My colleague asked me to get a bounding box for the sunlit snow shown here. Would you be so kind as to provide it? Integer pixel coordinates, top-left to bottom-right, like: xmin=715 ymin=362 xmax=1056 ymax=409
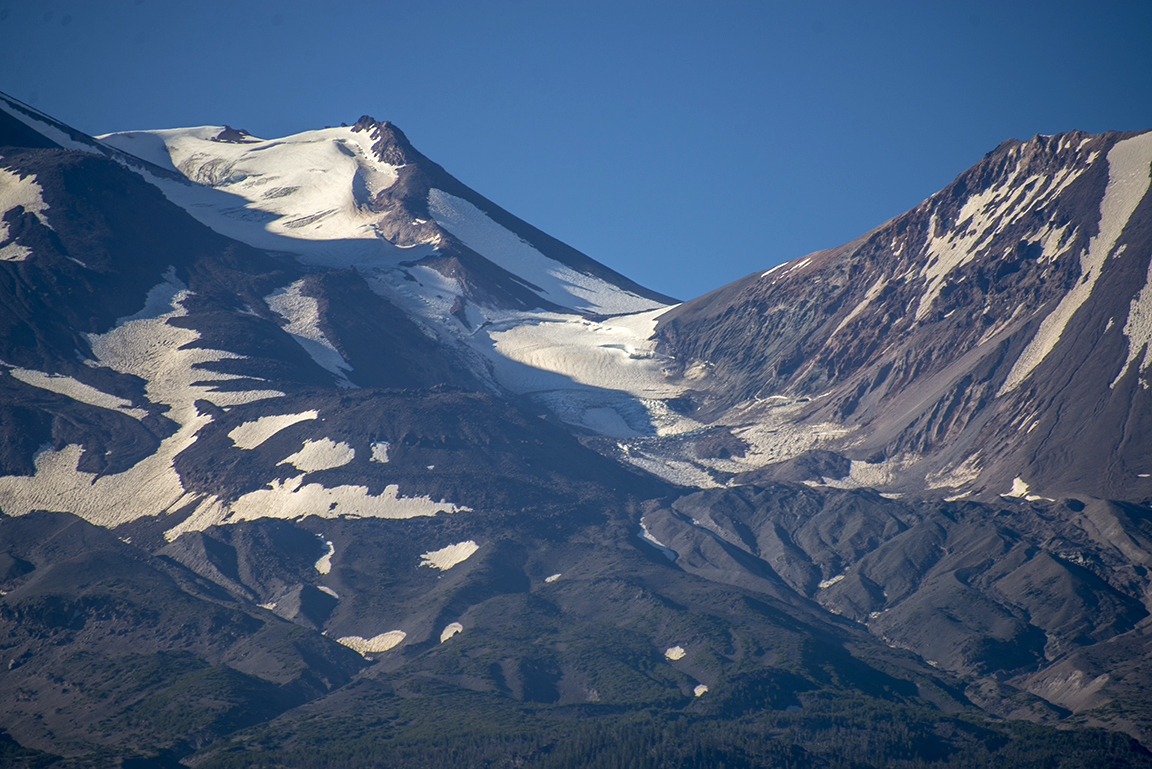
xmin=419 ymin=540 xmax=479 ymax=570
xmin=1001 ymin=132 xmax=1152 ymax=394
xmin=265 ymin=280 xmax=354 ymax=385
xmin=229 ymin=411 xmax=319 ymax=449
xmin=0 ymin=271 xmax=283 ymax=528
xmin=0 ymin=167 xmax=52 ymax=261
xmin=280 ymin=438 xmax=355 ymax=472
xmin=427 ymin=188 xmax=660 ymax=316
xmin=315 ymin=539 xmax=334 ymax=574
xmin=370 ymin=441 xmax=391 ymax=463
xmin=440 ymin=622 xmax=464 ymax=642
xmin=6 ymin=366 xmax=148 ymax=420
xmin=337 ymin=631 xmax=406 ymax=655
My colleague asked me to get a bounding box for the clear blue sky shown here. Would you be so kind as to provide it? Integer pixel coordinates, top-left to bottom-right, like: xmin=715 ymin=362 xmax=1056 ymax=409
xmin=3 ymin=0 xmax=1151 ymax=301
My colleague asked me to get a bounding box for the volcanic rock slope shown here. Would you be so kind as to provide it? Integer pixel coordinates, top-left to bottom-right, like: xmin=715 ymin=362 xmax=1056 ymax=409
xmin=653 ymin=129 xmax=1152 ymax=503
xmin=2 ymin=90 xmax=1152 ymax=766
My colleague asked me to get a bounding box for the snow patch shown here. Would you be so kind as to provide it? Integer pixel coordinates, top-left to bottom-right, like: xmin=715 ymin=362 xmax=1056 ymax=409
xmin=0 ymin=273 xmax=282 ymax=529
xmin=280 ymin=438 xmax=355 ymax=472
xmin=419 ymin=540 xmax=479 ymax=570
xmin=370 ymin=441 xmax=391 ymax=463
xmin=1002 ymin=132 xmax=1152 ymax=394
xmin=315 ymin=539 xmax=334 ymax=574
xmin=229 ymin=411 xmax=318 ymax=449
xmin=1002 ymin=477 xmax=1030 ymax=498
xmin=1112 ymin=238 xmax=1152 ymax=387
xmin=694 ymin=685 xmax=709 ymax=697
xmin=0 ymin=167 xmax=52 ymax=261
xmin=100 ymin=124 xmax=407 ymax=268
xmin=6 ymin=367 xmax=148 ymax=420
xmin=440 ymin=622 xmax=464 ymax=642
xmin=338 ymin=631 xmax=406 ymax=655
xmin=545 ymin=573 xmax=562 ymax=583
xmin=638 ymin=519 xmax=678 ymax=561
xmin=818 ymin=574 xmax=845 ymax=589
xmin=665 ymin=646 xmax=686 ymax=661
xmin=483 ymin=307 xmax=697 ymax=438
xmin=224 ymin=478 xmax=469 ymax=527
xmin=317 ymin=585 xmax=339 ymax=599
xmin=265 ymin=280 xmax=354 ymax=385
xmin=917 ymin=164 xmax=1085 ymax=321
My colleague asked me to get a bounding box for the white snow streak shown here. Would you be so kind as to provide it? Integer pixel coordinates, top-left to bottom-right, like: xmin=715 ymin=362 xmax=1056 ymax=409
xmin=1001 ymin=132 xmax=1152 ymax=394
xmin=427 ymin=188 xmax=660 ymax=315
xmin=265 ymin=280 xmax=354 ymax=385
xmin=315 ymin=539 xmax=334 ymax=574
xmin=280 ymin=438 xmax=355 ymax=472
xmin=229 ymin=411 xmax=319 ymax=449
xmin=0 ymin=167 xmax=51 ymax=261
xmin=665 ymin=646 xmax=686 ymax=661
xmin=419 ymin=540 xmax=479 ymax=570
xmin=440 ymin=622 xmax=464 ymax=642
xmin=6 ymin=367 xmax=148 ymax=420
xmin=1113 ymin=237 xmax=1152 ymax=388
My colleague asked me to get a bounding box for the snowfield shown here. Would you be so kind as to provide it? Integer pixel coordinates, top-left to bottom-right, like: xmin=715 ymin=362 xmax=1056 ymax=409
xmin=280 ymin=438 xmax=356 ymax=472
xmin=229 ymin=411 xmax=319 ymax=449
xmin=1002 ymin=131 xmax=1152 ymax=394
xmin=0 ymin=271 xmax=283 ymax=529
xmin=0 ymin=166 xmax=52 ymax=261
xmin=427 ymin=188 xmax=661 ymax=316
xmin=337 ymin=631 xmax=406 ymax=655
xmin=419 ymin=540 xmax=480 ymax=570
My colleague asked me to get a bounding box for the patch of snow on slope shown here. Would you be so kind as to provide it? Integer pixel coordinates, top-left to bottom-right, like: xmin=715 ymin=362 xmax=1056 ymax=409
xmin=220 ymin=478 xmax=469 ymax=527
xmin=1001 ymin=132 xmax=1152 ymax=394
xmin=318 ymin=585 xmax=339 ymax=598
xmin=0 ymin=167 xmax=52 ymax=261
xmin=545 ymin=573 xmax=562 ymax=583
xmin=280 ymin=438 xmax=355 ymax=472
xmin=639 ymin=519 xmax=679 ymax=560
xmin=665 ymin=646 xmax=686 ymax=660
xmin=694 ymin=685 xmax=709 ymax=696
xmin=337 ymin=631 xmax=405 ymax=655
xmin=1002 ymin=477 xmax=1030 ymax=498
xmin=0 ymin=98 xmax=97 ymax=154
xmin=915 ymin=163 xmax=1084 ymax=321
xmin=420 ymin=540 xmax=479 ymax=570
xmin=229 ymin=411 xmax=319 ymax=449
xmin=831 ymin=276 xmax=888 ymax=338
xmin=265 ymin=280 xmax=354 ymax=385
xmin=370 ymin=441 xmax=391 ymax=463
xmin=6 ymin=367 xmax=148 ymax=420
xmin=1113 ymin=241 xmax=1152 ymax=388
xmin=0 ymin=272 xmax=283 ymax=528
xmin=427 ymin=188 xmax=661 ymax=315
xmin=440 ymin=622 xmax=463 ymax=642
xmin=315 ymin=539 xmax=334 ymax=574
xmin=482 ymin=307 xmax=697 ymax=437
